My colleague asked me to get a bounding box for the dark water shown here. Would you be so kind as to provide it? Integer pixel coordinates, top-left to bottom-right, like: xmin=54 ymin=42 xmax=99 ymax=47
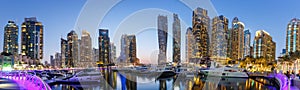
xmin=50 ymin=69 xmax=278 ymax=90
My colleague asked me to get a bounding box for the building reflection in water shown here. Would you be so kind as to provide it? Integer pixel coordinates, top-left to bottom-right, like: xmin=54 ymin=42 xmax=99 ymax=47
xmin=159 ymin=80 xmax=167 ymax=90
xmin=191 ymin=75 xmax=277 ymax=90
xmin=51 ymin=70 xmax=278 ymax=90
xmin=126 ymin=74 xmax=137 ymax=90
xmin=100 ymin=68 xmax=117 ymax=90
xmin=118 ymin=71 xmax=137 ymax=90
xmin=172 ymin=74 xmax=195 ymax=90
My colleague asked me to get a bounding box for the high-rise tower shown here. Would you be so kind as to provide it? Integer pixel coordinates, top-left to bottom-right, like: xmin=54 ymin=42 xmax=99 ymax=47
xmin=157 ymin=15 xmax=168 ymax=65
xmin=98 ymin=29 xmax=110 ymax=65
xmin=192 ymin=7 xmax=210 ymax=58
xmin=172 ymin=14 xmax=181 ymax=63
xmin=211 ymin=15 xmax=228 ymax=64
xmin=3 ymin=21 xmax=19 ymax=55
xmin=21 ymin=17 xmax=43 ymax=64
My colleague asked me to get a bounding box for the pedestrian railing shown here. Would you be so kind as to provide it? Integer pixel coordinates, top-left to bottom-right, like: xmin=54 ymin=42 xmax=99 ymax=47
xmin=0 ymin=71 xmax=51 ymax=90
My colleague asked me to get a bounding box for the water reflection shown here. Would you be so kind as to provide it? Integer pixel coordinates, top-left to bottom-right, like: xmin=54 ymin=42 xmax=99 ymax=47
xmin=100 ymin=68 xmax=117 ymax=90
xmin=50 ymin=69 xmax=278 ymax=90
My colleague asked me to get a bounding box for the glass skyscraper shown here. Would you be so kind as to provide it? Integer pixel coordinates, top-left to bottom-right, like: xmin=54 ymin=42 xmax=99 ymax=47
xmin=21 ymin=17 xmax=43 ymax=64
xmin=119 ymin=34 xmax=128 ymax=63
xmin=172 ymin=13 xmax=181 ymax=63
xmin=3 ymin=21 xmax=19 ymax=55
xmin=110 ymin=43 xmax=116 ymax=64
xmin=186 ymin=27 xmax=194 ymax=63
xmin=67 ymin=30 xmax=79 ymax=67
xmin=157 ymin=15 xmax=168 ymax=65
xmin=119 ymin=34 xmax=138 ymax=65
xmin=98 ymin=29 xmax=110 ymax=65
xmin=244 ymin=29 xmax=251 ymax=57
xmin=127 ymin=35 xmax=138 ymax=64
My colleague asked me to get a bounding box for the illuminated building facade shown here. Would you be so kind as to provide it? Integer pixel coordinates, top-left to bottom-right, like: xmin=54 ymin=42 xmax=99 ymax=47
xmin=98 ymin=29 xmax=110 ymax=65
xmin=228 ymin=17 xmax=244 ymax=60
xmin=21 ymin=17 xmax=43 ymax=64
xmin=192 ymin=7 xmax=210 ymax=58
xmin=67 ymin=30 xmax=79 ymax=67
xmin=3 ymin=21 xmax=19 ymax=56
xmin=80 ymin=30 xmax=92 ymax=68
xmin=61 ymin=38 xmax=68 ymax=68
xmin=211 ymin=15 xmax=228 ymax=64
xmin=253 ymin=30 xmax=276 ymax=61
xmin=286 ymin=18 xmax=300 ymax=54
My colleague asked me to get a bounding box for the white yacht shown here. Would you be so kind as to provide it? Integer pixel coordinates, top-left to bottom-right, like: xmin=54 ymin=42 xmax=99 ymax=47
xmin=175 ymin=67 xmax=196 ymax=78
xmin=200 ymin=66 xmax=248 ymax=78
xmin=199 ymin=61 xmax=248 ymax=78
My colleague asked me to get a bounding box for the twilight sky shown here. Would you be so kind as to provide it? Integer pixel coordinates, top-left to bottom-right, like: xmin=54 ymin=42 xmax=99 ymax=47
xmin=0 ymin=0 xmax=299 ymax=64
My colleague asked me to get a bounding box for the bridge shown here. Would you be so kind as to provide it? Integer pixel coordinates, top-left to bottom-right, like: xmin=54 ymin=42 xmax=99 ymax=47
xmin=249 ymin=72 xmax=299 ymax=90
xmin=0 ymin=71 xmax=51 ymax=90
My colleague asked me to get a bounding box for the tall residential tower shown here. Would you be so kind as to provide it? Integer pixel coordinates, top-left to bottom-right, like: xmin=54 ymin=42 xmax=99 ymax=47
xmin=80 ymin=30 xmax=92 ymax=68
xmin=3 ymin=21 xmax=19 ymax=55
xmin=286 ymin=18 xmax=300 ymax=54
xmin=21 ymin=17 xmax=43 ymax=64
xmin=192 ymin=7 xmax=210 ymax=58
xmin=228 ymin=17 xmax=244 ymax=60
xmin=98 ymin=29 xmax=110 ymax=65
xmin=253 ymin=30 xmax=276 ymax=61
xmin=211 ymin=15 xmax=228 ymax=64
xmin=67 ymin=31 xmax=79 ymax=67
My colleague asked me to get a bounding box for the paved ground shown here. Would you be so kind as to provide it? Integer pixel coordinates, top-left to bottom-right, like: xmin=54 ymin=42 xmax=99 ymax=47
xmin=0 ymin=78 xmax=22 ymax=90
xmin=294 ymin=78 xmax=300 ymax=89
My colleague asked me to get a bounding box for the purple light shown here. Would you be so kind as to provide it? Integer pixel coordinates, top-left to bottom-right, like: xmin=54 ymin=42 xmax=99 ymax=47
xmin=269 ymin=72 xmax=289 ymax=89
xmin=0 ymin=71 xmax=51 ymax=90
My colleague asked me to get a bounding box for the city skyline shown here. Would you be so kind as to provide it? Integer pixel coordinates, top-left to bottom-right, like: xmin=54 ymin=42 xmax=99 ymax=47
xmin=1 ymin=0 xmax=300 ymax=63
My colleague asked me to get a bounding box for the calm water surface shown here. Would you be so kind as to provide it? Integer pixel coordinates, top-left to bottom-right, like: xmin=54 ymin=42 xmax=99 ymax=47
xmin=50 ymin=69 xmax=278 ymax=90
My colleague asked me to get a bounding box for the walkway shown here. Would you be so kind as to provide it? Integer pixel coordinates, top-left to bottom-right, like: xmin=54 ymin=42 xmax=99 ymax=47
xmin=292 ymin=78 xmax=300 ymax=90
xmin=0 ymin=71 xmax=51 ymax=90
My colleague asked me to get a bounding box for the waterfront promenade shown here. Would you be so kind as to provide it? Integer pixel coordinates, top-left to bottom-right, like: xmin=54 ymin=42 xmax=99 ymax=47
xmin=294 ymin=78 xmax=300 ymax=89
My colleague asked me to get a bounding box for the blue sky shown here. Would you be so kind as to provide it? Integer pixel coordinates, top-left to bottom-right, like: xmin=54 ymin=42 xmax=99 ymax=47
xmin=0 ymin=0 xmax=298 ymax=63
